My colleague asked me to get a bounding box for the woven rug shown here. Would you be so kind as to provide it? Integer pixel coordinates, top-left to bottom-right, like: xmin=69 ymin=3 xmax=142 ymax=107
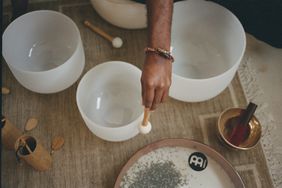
xmin=1 ymin=1 xmax=274 ymax=187
xmin=238 ymin=35 xmax=282 ymax=188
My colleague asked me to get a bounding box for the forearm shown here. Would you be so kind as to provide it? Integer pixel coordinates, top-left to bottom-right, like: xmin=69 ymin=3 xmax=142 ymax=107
xmin=146 ymin=0 xmax=173 ymax=50
xmin=141 ymin=0 xmax=173 ymax=110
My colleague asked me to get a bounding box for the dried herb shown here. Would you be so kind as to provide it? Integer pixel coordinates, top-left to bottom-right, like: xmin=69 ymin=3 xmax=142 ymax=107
xmin=122 ymin=161 xmax=186 ymax=188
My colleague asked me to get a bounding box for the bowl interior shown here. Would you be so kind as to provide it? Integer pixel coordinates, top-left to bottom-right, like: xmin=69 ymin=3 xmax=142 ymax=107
xmin=77 ymin=62 xmax=143 ymax=128
xmin=218 ymin=108 xmax=261 ymax=149
xmin=172 ymin=0 xmax=245 ymax=79
xmin=3 ymin=11 xmax=79 ymax=72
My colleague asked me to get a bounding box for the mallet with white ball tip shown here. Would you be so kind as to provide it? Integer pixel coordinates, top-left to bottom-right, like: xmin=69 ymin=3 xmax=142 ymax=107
xmin=139 ymin=108 xmax=152 ymax=134
xmin=83 ymin=20 xmax=123 ymax=48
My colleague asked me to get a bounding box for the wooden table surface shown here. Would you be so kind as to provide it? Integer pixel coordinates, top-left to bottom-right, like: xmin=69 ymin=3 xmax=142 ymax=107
xmin=2 ymin=1 xmax=273 ymax=188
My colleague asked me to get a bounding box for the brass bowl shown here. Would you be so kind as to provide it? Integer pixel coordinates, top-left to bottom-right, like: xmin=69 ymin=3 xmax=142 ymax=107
xmin=217 ymin=108 xmax=262 ymax=150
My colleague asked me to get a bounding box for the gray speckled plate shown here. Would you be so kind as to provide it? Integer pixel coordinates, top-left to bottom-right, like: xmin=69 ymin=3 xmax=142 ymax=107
xmin=115 ymin=139 xmax=244 ymax=188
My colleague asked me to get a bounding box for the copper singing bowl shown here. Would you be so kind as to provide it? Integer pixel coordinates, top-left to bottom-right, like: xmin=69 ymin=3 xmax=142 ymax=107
xmin=217 ymin=108 xmax=262 ymax=150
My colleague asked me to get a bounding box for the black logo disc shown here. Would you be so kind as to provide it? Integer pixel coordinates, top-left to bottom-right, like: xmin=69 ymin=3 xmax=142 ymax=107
xmin=188 ymin=152 xmax=208 ymax=171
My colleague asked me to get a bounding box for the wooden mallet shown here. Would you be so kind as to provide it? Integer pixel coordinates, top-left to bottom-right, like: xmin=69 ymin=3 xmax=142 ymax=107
xmin=83 ymin=20 xmax=123 ymax=48
xmin=139 ymin=108 xmax=152 ymax=134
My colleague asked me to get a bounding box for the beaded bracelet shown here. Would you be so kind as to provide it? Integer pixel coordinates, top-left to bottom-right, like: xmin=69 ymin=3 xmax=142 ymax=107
xmin=144 ymin=47 xmax=174 ymax=62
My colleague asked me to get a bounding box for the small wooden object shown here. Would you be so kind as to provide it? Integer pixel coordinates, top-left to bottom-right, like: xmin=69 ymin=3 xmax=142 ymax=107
xmin=24 ymin=118 xmax=38 ymax=132
xmin=19 ymin=138 xmax=33 ymax=153
xmin=15 ymin=135 xmax=52 ymax=171
xmin=138 ymin=108 xmax=152 ymax=134
xmin=1 ymin=116 xmax=22 ymax=150
xmin=50 ymin=136 xmax=65 ymax=155
xmin=83 ymin=20 xmax=123 ymax=48
xmin=84 ymin=20 xmax=113 ymax=41
xmin=2 ymin=87 xmax=10 ymax=95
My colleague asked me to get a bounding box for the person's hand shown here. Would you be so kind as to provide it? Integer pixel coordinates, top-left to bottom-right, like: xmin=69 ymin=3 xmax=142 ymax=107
xmin=141 ymin=53 xmax=172 ymax=110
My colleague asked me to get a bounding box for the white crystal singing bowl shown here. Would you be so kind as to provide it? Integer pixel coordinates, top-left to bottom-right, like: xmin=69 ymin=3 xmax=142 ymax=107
xmin=2 ymin=10 xmax=85 ymax=93
xmin=90 ymin=0 xmax=147 ymax=29
xmin=170 ymin=0 xmax=246 ymax=102
xmin=76 ymin=61 xmax=143 ymax=142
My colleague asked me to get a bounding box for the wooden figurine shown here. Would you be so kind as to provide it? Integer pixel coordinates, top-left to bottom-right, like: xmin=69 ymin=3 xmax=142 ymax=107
xmin=15 ymin=135 xmax=52 ymax=171
xmin=1 ymin=116 xmax=22 ymax=150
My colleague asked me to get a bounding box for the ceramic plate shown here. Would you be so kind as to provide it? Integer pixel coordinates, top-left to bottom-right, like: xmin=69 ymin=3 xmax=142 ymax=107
xmin=115 ymin=139 xmax=244 ymax=188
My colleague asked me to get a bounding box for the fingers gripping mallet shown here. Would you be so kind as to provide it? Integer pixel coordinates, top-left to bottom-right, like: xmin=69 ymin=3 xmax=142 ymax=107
xmin=84 ymin=20 xmax=123 ymax=48
xmin=139 ymin=108 xmax=152 ymax=134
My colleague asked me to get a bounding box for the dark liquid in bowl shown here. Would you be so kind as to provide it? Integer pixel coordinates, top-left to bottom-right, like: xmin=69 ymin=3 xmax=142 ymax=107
xmin=224 ymin=116 xmax=250 ymax=146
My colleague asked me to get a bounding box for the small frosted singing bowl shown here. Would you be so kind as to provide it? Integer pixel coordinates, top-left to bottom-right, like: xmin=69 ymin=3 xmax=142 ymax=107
xmin=169 ymin=0 xmax=246 ymax=102
xmin=217 ymin=108 xmax=262 ymax=150
xmin=76 ymin=61 xmax=143 ymax=142
xmin=90 ymin=0 xmax=147 ymax=29
xmin=2 ymin=10 xmax=85 ymax=93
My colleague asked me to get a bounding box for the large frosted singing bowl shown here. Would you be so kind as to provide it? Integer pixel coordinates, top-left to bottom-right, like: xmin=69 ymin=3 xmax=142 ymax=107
xmin=2 ymin=10 xmax=85 ymax=93
xmin=170 ymin=0 xmax=246 ymax=102
xmin=90 ymin=0 xmax=147 ymax=29
xmin=76 ymin=61 xmax=143 ymax=142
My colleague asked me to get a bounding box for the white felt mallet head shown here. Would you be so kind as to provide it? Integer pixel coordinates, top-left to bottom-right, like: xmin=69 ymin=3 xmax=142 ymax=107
xmin=139 ymin=108 xmax=152 ymax=134
xmin=112 ymin=37 xmax=123 ymax=48
xmin=139 ymin=121 xmax=152 ymax=134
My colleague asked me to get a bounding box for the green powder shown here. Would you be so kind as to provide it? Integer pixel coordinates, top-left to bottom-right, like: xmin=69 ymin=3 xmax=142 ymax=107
xmin=121 ymin=161 xmax=186 ymax=188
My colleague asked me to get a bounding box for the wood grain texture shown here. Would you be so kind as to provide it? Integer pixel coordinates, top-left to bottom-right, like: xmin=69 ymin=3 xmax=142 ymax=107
xmin=1 ymin=2 xmax=273 ymax=188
